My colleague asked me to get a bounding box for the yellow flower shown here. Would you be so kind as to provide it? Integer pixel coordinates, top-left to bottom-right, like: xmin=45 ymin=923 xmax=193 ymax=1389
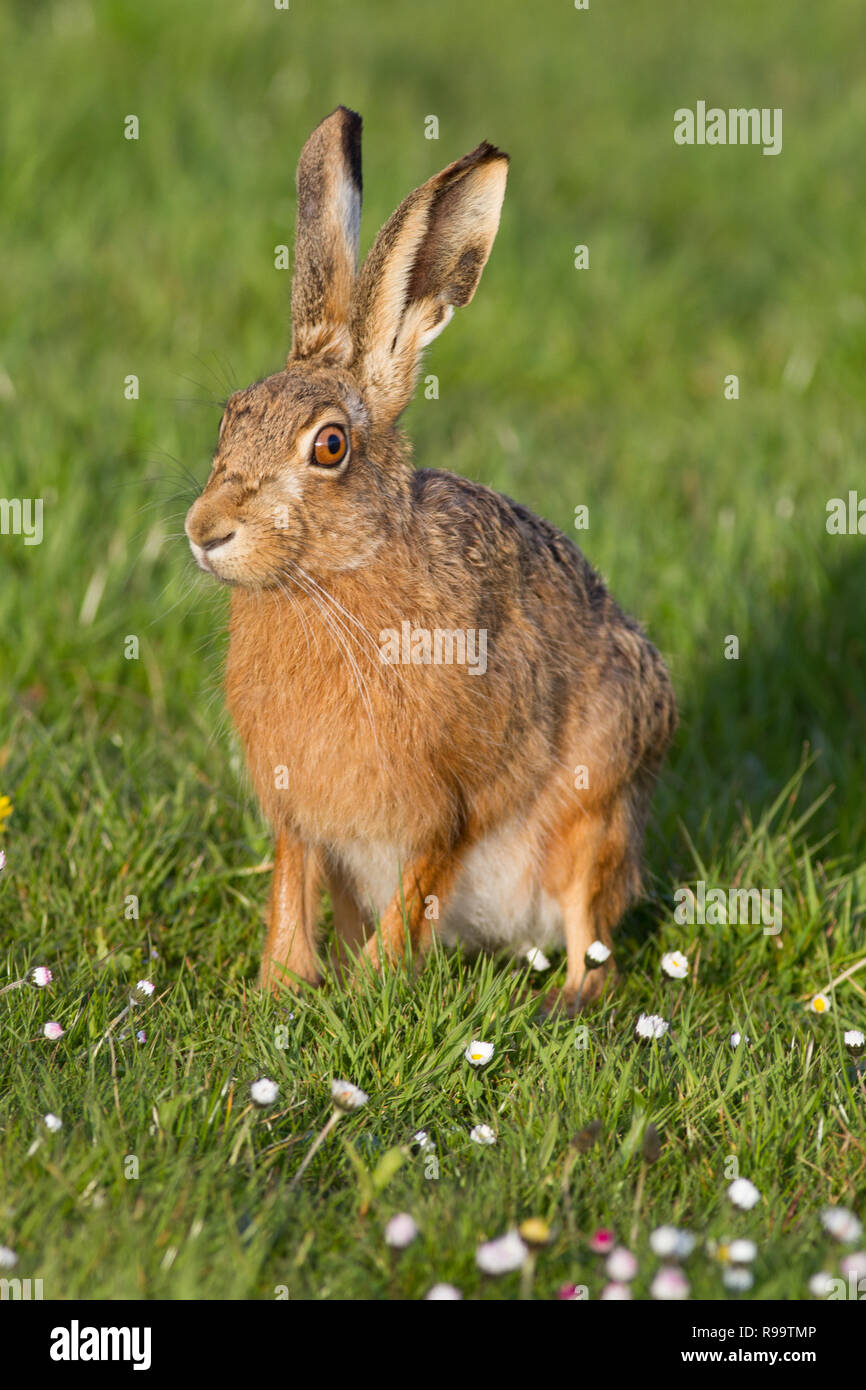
xmin=0 ymin=796 xmax=12 ymax=831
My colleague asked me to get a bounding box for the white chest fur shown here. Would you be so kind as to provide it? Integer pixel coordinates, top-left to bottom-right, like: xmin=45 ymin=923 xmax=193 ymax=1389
xmin=332 ymin=821 xmax=564 ymax=954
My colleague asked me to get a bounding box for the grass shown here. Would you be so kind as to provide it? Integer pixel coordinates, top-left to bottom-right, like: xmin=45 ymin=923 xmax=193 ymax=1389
xmin=1 ymin=0 xmax=865 ymax=1300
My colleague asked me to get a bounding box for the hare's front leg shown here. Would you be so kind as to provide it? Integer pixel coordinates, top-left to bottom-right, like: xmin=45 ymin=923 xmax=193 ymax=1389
xmin=360 ymin=849 xmax=458 ymax=974
xmin=260 ymin=830 xmax=322 ymax=992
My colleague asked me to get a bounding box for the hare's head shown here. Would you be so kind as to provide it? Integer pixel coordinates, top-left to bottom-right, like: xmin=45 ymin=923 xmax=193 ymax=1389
xmin=185 ymin=107 xmax=508 ymax=588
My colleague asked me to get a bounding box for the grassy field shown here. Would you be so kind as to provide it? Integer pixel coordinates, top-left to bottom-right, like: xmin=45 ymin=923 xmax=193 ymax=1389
xmin=1 ymin=0 xmax=865 ymax=1301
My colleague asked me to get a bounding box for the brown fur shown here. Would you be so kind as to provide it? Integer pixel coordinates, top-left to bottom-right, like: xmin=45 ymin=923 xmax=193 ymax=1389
xmin=184 ymin=108 xmax=677 ymax=1011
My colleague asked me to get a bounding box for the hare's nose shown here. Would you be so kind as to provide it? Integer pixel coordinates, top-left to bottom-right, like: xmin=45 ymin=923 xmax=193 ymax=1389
xmin=202 ymin=530 xmax=236 ymax=552
xmin=185 ymin=500 xmax=236 ymax=551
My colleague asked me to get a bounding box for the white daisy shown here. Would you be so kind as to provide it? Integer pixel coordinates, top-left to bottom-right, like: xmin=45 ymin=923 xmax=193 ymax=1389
xmin=820 ymin=1206 xmax=862 ymax=1243
xmin=728 ymin=1178 xmax=761 ymax=1211
xmin=464 ymin=1040 xmax=494 ymax=1067
xmin=808 ymin=993 xmax=831 ymax=1015
xmin=475 ymin=1230 xmax=528 ymax=1275
xmin=524 ymin=947 xmax=551 ymax=972
xmin=650 ymin=1225 xmax=695 ymax=1259
xmin=384 ymin=1213 xmax=418 ymax=1249
xmin=585 ymin=941 xmax=611 ymax=967
xmin=43 ymin=1113 xmax=62 ymax=1133
xmin=730 ymin=1032 xmax=750 ymax=1048
xmin=600 ymin=1281 xmax=632 ymax=1300
xmin=650 ymin=1266 xmax=690 ymax=1300
xmin=636 ymin=1013 xmax=669 ymax=1041
xmin=470 ymin=1124 xmax=496 ymax=1146
xmin=661 ymin=950 xmax=689 ymax=980
xmin=808 ymin=1270 xmax=836 ymax=1297
xmin=425 ymin=1283 xmax=463 ymax=1300
xmin=0 ymin=1246 xmax=17 ymax=1269
xmin=728 ymin=1238 xmax=757 ymax=1264
xmin=723 ymin=1267 xmax=754 ymax=1292
xmin=840 ymin=1251 xmax=866 ymax=1278
xmin=605 ymin=1246 xmax=638 ymax=1282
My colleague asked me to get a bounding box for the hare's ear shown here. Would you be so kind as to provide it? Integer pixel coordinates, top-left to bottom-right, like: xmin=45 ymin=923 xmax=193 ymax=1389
xmin=350 ymin=142 xmax=508 ymax=421
xmin=289 ymin=106 xmax=362 ymax=364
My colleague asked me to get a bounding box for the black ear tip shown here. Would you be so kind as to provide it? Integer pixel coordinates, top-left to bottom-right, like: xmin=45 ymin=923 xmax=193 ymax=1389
xmin=477 ymin=140 xmax=510 ymax=164
xmin=337 ymin=108 xmax=363 ymax=193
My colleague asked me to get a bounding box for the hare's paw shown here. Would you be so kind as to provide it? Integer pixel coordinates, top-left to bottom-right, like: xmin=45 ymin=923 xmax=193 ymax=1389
xmin=540 ymin=965 xmax=615 ymax=1019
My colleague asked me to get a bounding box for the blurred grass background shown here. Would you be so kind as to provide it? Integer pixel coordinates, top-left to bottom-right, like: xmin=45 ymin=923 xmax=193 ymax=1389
xmin=0 ymin=0 xmax=865 ymax=1302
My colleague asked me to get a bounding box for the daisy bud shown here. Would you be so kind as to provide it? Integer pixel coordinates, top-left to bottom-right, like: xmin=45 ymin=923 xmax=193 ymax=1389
xmin=464 ymin=1040 xmax=494 ymax=1067
xmin=588 ymin=1228 xmax=615 ymax=1254
xmin=330 ymin=1079 xmax=368 ymax=1112
xmin=518 ymin=1218 xmax=551 ymax=1249
xmin=250 ymin=1078 xmax=279 ymax=1108
xmin=0 ymin=1247 xmax=17 ymax=1269
xmin=723 ymin=1267 xmax=754 ymax=1292
xmin=43 ymin=1113 xmax=62 ymax=1133
xmin=572 ymin=1120 xmax=602 ymax=1153
xmin=600 ymin=1281 xmax=632 ymax=1300
xmin=844 ymin=1029 xmax=865 ymax=1057
xmin=43 ymin=1021 xmax=64 ymax=1040
xmin=384 ymin=1213 xmax=418 ymax=1250
xmin=425 ymin=1283 xmax=462 ymax=1300
xmin=729 ymin=1032 xmax=751 ymax=1049
xmin=585 ymin=941 xmax=611 ymax=968
xmin=129 ymin=979 xmax=154 ymax=1006
xmin=31 ymin=967 xmax=52 ymax=988
xmin=641 ymin=1123 xmax=661 ymax=1163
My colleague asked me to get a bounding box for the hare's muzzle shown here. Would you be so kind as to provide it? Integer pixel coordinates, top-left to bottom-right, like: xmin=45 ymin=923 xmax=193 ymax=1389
xmin=185 ymin=497 xmax=239 ymax=578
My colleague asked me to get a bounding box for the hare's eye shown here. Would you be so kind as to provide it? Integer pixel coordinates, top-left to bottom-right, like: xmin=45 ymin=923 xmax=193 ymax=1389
xmin=312 ymin=424 xmax=348 ymax=468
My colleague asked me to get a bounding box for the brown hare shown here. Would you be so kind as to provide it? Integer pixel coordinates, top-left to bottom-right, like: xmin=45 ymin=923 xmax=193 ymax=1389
xmin=185 ymin=106 xmax=676 ymax=1012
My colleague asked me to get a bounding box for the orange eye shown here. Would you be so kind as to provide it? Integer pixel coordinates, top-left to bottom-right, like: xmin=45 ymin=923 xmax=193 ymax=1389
xmin=312 ymin=424 xmax=348 ymax=467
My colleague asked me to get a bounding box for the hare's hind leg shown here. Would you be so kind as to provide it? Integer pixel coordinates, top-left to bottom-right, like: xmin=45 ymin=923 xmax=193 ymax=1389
xmin=360 ymin=848 xmax=459 ymax=975
xmin=260 ymin=831 xmax=322 ymax=992
xmin=543 ymin=795 xmax=640 ymax=1014
xmin=323 ymin=856 xmax=371 ymax=980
